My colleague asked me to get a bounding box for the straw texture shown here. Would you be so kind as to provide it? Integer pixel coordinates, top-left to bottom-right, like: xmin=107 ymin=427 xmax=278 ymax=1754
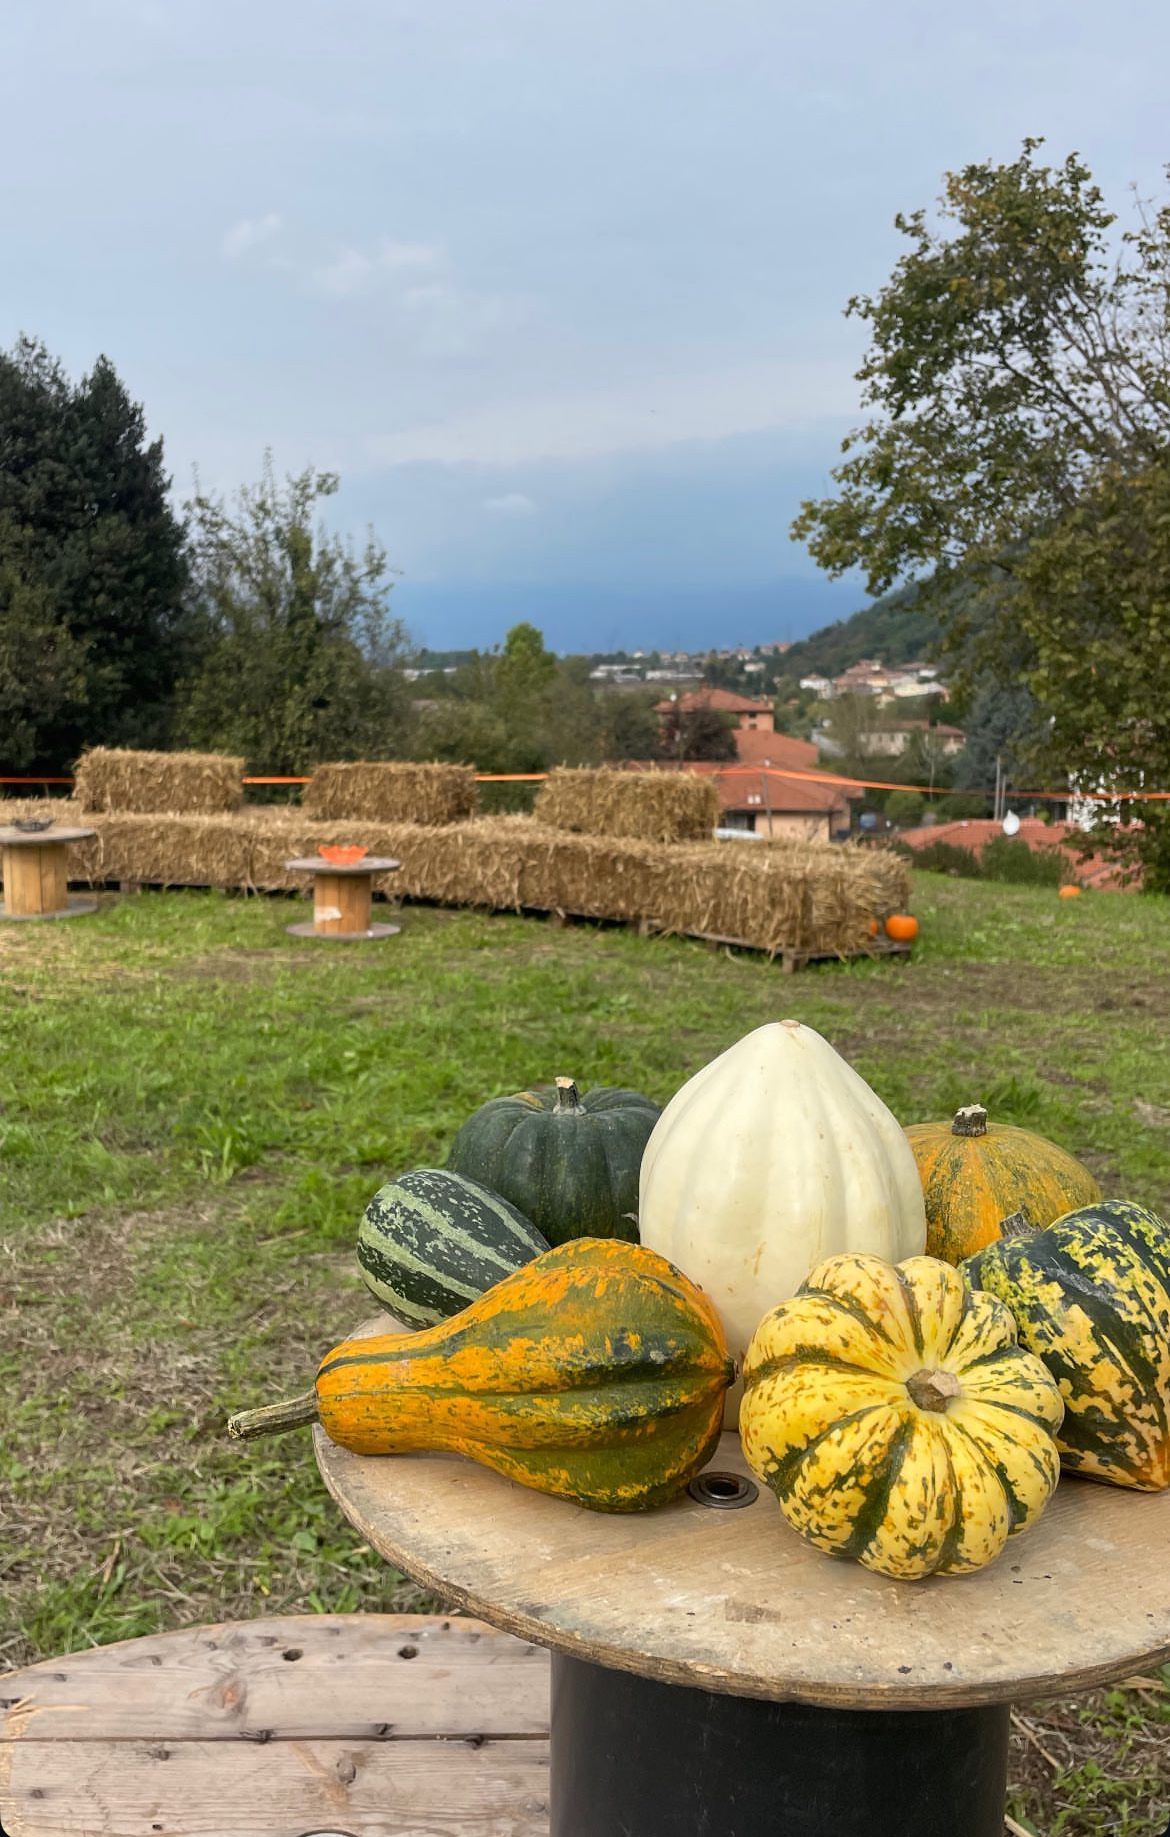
xmin=2 ymin=800 xmax=910 ymax=958
xmin=74 ymin=748 xmax=243 ymax=815
xmin=304 ymin=762 xmax=477 ymax=825
xmin=535 ymin=767 xmax=718 ymax=843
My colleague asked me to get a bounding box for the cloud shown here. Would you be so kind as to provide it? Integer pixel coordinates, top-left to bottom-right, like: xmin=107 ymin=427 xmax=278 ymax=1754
xmin=308 ymin=237 xmax=442 ymax=299
xmin=221 ymin=213 xmax=283 ymax=259
xmin=363 ymin=356 xmax=858 ymax=469
xmin=483 ymin=492 xmax=537 ymax=517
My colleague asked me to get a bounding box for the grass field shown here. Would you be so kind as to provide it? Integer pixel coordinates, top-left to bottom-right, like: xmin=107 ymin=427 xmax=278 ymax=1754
xmin=2 ymin=874 xmax=1168 ymax=1834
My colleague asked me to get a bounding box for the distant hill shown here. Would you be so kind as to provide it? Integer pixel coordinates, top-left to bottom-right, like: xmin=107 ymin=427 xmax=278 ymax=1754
xmin=776 ymin=586 xmax=942 ymax=683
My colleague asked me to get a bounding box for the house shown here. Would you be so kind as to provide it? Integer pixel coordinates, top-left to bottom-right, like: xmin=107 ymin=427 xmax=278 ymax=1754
xmin=799 ymin=674 xmax=834 ymax=698
xmin=654 ymin=687 xmax=775 ymax=735
xmin=626 ymin=735 xmax=855 ymax=842
xmin=858 ymin=720 xmax=965 ymax=759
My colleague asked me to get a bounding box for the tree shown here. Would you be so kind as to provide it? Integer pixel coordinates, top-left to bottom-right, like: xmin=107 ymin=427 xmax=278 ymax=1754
xmin=657 ymin=704 xmax=737 ymax=762
xmin=599 ymin=690 xmax=661 ymax=761
xmin=951 ymin=679 xmax=1039 ymax=795
xmin=0 ymin=337 xmax=189 ymax=767
xmin=178 ymin=460 xmax=409 ymax=771
xmin=791 ymin=144 xmax=1170 ymax=884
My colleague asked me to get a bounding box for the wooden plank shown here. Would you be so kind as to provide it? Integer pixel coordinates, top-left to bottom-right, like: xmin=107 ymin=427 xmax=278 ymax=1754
xmin=0 ymin=1735 xmax=550 ymax=1836
xmin=38 ymin=842 xmax=68 ymax=914
xmin=3 ymin=846 xmax=47 ymax=917
xmin=1 ymin=1616 xmax=549 ymax=1744
xmin=315 ymin=1327 xmax=1170 ymax=1712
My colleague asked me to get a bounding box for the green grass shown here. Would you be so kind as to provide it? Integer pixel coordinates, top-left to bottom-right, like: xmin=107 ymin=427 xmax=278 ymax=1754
xmin=2 ymin=875 xmax=1169 ymax=1834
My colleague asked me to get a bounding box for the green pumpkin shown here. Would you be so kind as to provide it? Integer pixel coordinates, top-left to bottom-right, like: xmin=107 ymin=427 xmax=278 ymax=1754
xmin=965 ymin=1200 xmax=1170 ymax=1492
xmin=447 ymin=1077 xmax=660 ymax=1246
xmin=358 ymin=1168 xmax=549 ymax=1329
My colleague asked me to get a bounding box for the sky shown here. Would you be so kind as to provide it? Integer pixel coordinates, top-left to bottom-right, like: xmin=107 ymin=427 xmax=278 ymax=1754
xmin=3 ymin=1 xmax=1170 ymax=653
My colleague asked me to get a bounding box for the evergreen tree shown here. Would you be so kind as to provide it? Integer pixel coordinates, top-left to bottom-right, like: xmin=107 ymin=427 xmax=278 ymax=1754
xmin=0 ymin=337 xmax=189 ymax=767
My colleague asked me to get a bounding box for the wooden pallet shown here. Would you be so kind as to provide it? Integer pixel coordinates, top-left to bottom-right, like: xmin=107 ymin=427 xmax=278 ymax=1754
xmin=548 ymin=908 xmax=913 ymax=972
xmin=0 ymin=1614 xmax=551 ymax=1836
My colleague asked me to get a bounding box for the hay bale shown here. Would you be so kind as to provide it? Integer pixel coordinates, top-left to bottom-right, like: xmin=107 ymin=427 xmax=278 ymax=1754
xmin=304 ymin=762 xmax=478 ymax=826
xmin=74 ymin=748 xmax=243 ymax=815
xmin=535 ymin=768 xmax=718 ymax=843
xmin=76 ymin=813 xmax=255 ymax=888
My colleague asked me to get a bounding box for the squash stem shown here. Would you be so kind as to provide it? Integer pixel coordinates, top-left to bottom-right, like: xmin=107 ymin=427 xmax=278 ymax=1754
xmin=951 ymin=1104 xmax=989 ymax=1138
xmin=227 ymin=1391 xmax=319 ymax=1441
xmin=553 ymin=1076 xmax=582 ymax=1112
xmin=906 ymin=1369 xmax=962 ymax=1413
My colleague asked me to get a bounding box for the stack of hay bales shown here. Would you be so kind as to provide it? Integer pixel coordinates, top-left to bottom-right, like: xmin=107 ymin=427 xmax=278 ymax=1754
xmin=6 ymin=747 xmax=909 ymax=960
xmin=535 ymin=767 xmax=717 ymax=843
xmin=304 ymin=762 xmax=477 ymax=825
xmin=69 ymin=747 xmax=248 ymax=888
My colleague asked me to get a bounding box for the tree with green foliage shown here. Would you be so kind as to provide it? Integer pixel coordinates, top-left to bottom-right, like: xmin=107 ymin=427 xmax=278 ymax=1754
xmin=0 ymin=337 xmax=190 ymax=767
xmin=792 ymin=142 xmax=1170 ymax=886
xmin=178 ymin=460 xmax=408 ymax=772
xmin=657 ymin=703 xmax=737 ymax=762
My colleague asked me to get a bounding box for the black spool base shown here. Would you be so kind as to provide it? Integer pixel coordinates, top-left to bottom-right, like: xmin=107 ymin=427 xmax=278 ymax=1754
xmin=549 ymin=1652 xmax=1010 ymax=1837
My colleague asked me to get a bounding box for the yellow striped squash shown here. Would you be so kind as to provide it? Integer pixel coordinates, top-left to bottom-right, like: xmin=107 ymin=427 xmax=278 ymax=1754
xmin=905 ymin=1104 xmax=1101 ymax=1263
xmin=739 ymin=1251 xmax=1064 ymax=1579
xmin=230 ymin=1239 xmax=734 ymax=1513
xmin=966 ymin=1201 xmax=1170 ymax=1491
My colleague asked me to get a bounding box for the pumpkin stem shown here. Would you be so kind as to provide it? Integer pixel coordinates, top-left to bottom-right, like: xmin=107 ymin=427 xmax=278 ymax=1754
xmin=227 ymin=1392 xmax=319 ymax=1441
xmin=998 ymin=1210 xmax=1033 ymax=1240
xmin=906 ymin=1369 xmax=962 ymax=1413
xmin=553 ymin=1077 xmax=582 ymax=1113
xmin=951 ymin=1104 xmax=989 ymax=1138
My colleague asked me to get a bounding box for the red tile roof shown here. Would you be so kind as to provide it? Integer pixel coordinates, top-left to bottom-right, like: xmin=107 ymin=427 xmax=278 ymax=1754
xmin=733 ymin=728 xmax=818 ymax=769
xmin=899 ymin=819 xmax=1135 ymax=889
xmin=624 ymin=758 xmax=850 ymax=816
xmin=653 ymin=688 xmax=773 ymax=715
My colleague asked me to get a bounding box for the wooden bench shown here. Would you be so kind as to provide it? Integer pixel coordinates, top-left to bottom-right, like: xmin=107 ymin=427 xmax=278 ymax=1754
xmin=0 ymin=1614 xmax=551 ymax=1836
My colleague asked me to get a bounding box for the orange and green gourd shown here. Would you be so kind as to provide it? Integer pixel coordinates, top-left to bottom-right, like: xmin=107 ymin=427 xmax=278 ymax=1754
xmin=904 ymin=1104 xmax=1101 ymax=1264
xmin=229 ymin=1239 xmax=734 ymax=1513
xmin=966 ymin=1200 xmax=1170 ymax=1491
xmin=739 ymin=1251 xmax=1064 ymax=1580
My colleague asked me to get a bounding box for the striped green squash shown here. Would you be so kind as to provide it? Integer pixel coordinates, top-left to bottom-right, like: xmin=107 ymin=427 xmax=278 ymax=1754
xmin=965 ymin=1200 xmax=1170 ymax=1491
xmin=358 ymin=1169 xmax=550 ymax=1329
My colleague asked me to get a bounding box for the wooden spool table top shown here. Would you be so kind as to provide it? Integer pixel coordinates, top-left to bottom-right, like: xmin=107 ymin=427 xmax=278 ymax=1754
xmin=285 ymin=855 xmax=401 ymax=875
xmin=317 ymin=1319 xmax=1170 ymax=1713
xmin=0 ymin=825 xmax=96 ymax=846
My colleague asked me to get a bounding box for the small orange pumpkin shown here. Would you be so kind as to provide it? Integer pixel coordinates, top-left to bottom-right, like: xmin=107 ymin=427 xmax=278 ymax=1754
xmin=867 ymin=917 xmax=880 ymax=937
xmin=885 ymin=913 xmax=919 ymax=943
xmin=1058 ymin=884 xmax=1082 ymax=899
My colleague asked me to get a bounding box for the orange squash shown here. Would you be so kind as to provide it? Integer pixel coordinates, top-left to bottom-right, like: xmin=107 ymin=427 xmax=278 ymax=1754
xmin=905 ymin=1104 xmax=1102 ymax=1264
xmin=228 ymin=1240 xmax=734 ymax=1512
xmin=885 ymin=913 xmax=919 ymax=942
xmin=1059 ymin=884 xmax=1082 ymax=899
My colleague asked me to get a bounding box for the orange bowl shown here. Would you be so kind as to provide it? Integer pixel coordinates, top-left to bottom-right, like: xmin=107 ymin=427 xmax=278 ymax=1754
xmin=885 ymin=913 xmax=919 ymax=943
xmin=320 ymin=844 xmax=368 ymax=865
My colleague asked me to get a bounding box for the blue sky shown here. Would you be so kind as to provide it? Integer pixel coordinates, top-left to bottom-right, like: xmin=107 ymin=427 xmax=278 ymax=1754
xmin=3 ymin=1 xmax=1169 ymax=651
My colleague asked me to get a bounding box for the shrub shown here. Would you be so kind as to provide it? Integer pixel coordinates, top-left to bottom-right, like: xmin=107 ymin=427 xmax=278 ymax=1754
xmin=911 ymin=841 xmax=983 ymax=877
xmin=980 ymin=836 xmax=1066 ymax=887
xmin=935 ymin=792 xmax=988 ymax=820
xmin=885 ymin=790 xmax=926 ymax=827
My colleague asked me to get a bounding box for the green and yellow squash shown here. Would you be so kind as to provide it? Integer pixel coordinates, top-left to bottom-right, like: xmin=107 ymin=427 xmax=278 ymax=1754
xmin=966 ymin=1200 xmax=1170 ymax=1491
xmin=905 ymin=1104 xmax=1101 ymax=1264
xmin=447 ymin=1077 xmax=660 ymax=1245
xmin=358 ymin=1168 xmax=549 ymax=1328
xmin=740 ymin=1251 xmax=1063 ymax=1579
xmin=230 ymin=1239 xmax=734 ymax=1513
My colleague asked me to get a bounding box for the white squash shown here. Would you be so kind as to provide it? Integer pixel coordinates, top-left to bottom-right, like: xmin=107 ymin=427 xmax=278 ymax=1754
xmin=639 ymin=1020 xmax=927 ymax=1423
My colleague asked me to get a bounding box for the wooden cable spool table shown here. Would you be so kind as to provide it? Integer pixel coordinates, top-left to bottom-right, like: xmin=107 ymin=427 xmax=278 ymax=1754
xmin=316 ymin=1320 xmax=1170 ymax=1837
xmin=285 ymin=855 xmax=401 ymax=941
xmin=0 ymin=826 xmax=97 ymax=921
